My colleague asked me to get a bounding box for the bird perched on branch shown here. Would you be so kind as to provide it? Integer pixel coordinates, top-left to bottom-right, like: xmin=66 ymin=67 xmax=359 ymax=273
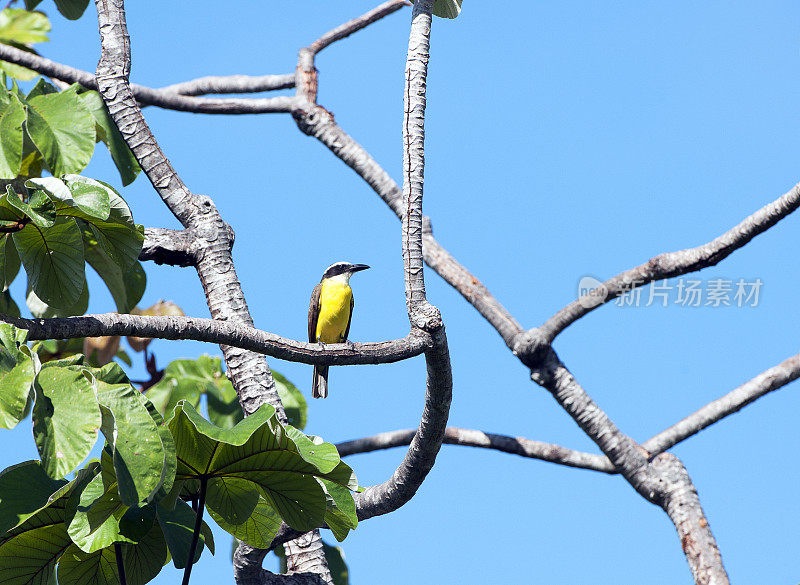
xmin=307 ymin=261 xmax=370 ymax=398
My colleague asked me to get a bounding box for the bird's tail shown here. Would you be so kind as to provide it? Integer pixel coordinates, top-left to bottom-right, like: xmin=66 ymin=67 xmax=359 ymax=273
xmin=312 ymin=365 xmax=329 ymax=399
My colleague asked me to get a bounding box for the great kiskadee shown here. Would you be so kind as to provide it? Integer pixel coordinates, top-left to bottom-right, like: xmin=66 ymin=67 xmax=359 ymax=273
xmin=307 ymin=261 xmax=370 ymax=398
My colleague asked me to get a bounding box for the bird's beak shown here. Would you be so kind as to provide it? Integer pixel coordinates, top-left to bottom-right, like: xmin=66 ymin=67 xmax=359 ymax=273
xmin=350 ymin=264 xmax=370 ymax=273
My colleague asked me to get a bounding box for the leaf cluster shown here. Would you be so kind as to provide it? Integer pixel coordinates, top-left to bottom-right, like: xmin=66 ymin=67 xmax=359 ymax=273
xmin=0 ymin=325 xmax=359 ymax=585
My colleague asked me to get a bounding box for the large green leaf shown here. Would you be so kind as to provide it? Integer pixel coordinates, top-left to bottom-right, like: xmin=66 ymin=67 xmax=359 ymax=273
xmin=32 ymin=365 xmax=101 ymax=478
xmin=0 ymin=289 xmax=19 ymax=316
xmin=24 ymin=84 xmax=95 ymax=176
xmin=168 ymin=401 xmax=357 ymax=533
xmin=13 ymin=216 xmax=85 ymax=308
xmin=0 ymin=233 xmax=21 ymax=290
xmin=120 ymin=521 xmax=169 ymax=585
xmin=56 ymin=545 xmax=118 ymax=585
xmin=0 ymin=88 xmax=26 ymax=177
xmin=53 ymin=0 xmax=90 ymax=20
xmin=78 ymin=91 xmax=140 ymax=186
xmin=207 ymin=494 xmax=281 ymax=549
xmin=85 ymin=244 xmax=146 ymax=314
xmin=92 ymin=376 xmax=171 ymax=506
xmin=26 ymin=278 xmax=88 ymax=318
xmin=0 ymin=9 xmax=50 ymax=44
xmin=156 ymin=498 xmax=214 ymax=569
xmin=0 ymin=322 xmax=37 ymax=429
xmin=61 ymin=176 xmax=142 ymax=270
xmin=322 ymin=541 xmax=350 ymax=585
xmin=0 ymin=462 xmax=99 ymax=585
xmin=0 ymin=460 xmax=66 ymax=534
xmin=65 ymin=473 xmax=136 ymax=553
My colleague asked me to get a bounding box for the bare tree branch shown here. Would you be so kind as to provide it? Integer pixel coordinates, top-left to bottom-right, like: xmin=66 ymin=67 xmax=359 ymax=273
xmin=531 ymin=348 xmax=729 ymax=584
xmin=644 ymin=351 xmax=800 ymax=455
xmin=538 ymin=181 xmax=800 ymax=343
xmin=0 ymin=42 xmax=297 ymax=114
xmin=336 ymin=427 xmax=615 ymax=473
xmin=159 ymin=73 xmax=296 ymax=96
xmin=1 ymin=313 xmax=429 ymax=365
xmin=306 ymin=0 xmax=409 ymax=55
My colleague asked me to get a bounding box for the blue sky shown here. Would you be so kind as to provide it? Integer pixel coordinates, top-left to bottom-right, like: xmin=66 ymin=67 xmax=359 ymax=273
xmin=3 ymin=1 xmax=800 ymax=583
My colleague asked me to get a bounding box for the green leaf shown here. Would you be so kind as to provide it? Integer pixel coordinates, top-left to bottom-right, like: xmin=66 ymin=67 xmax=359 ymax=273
xmin=92 ymin=376 xmax=171 ymax=506
xmin=32 ymin=365 xmax=101 ymax=478
xmin=120 ymin=521 xmax=169 ymax=585
xmin=0 ymin=89 xmax=26 ymax=178
xmin=24 ymin=84 xmax=95 ymax=176
xmin=0 ymin=460 xmax=67 ymax=534
xmin=13 ymin=216 xmax=85 ymax=308
xmin=66 ymin=178 xmax=111 ymax=219
xmin=0 ymin=462 xmax=99 ymax=585
xmin=57 ymin=545 xmax=119 ymax=585
xmin=0 ymin=9 xmax=50 ymax=45
xmin=26 ymin=277 xmax=88 ymax=318
xmin=147 ymin=355 xmax=225 ymax=419
xmin=168 ymin=401 xmax=357 ymax=533
xmin=0 ymin=289 xmax=20 ymax=316
xmin=208 ymin=494 xmax=281 ymax=549
xmin=320 ymin=479 xmax=357 ymax=542
xmin=156 ymin=498 xmax=213 ymax=569
xmin=65 ymin=473 xmax=136 ymax=553
xmin=78 ymin=91 xmax=140 ymax=186
xmin=0 ymin=338 xmax=36 ymax=429
xmin=0 ymin=233 xmax=20 ymax=290
xmin=26 ymin=78 xmax=58 ymax=101
xmin=273 ymin=370 xmax=307 ymax=430
xmin=54 ymin=0 xmax=90 ymax=20
xmin=86 ymin=242 xmax=146 ymax=313
xmin=61 ymin=176 xmax=142 ymax=270
xmin=2 ymin=185 xmax=56 ymax=227
xmin=322 ymin=541 xmax=350 ymax=585
xmin=204 ymin=476 xmax=259 ymax=528
xmin=24 ymin=1 xmax=46 ymax=11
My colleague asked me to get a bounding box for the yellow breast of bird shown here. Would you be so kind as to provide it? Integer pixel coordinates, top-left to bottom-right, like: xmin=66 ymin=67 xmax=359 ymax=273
xmin=316 ymin=280 xmax=353 ymax=343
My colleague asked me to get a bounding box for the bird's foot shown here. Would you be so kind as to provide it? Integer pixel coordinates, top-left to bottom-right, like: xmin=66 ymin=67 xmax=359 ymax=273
xmin=344 ymin=339 xmax=356 ymax=351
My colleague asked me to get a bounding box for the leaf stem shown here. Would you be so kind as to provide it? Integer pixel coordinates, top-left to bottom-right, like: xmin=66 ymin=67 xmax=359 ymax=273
xmin=114 ymin=542 xmax=127 ymax=585
xmin=182 ymin=476 xmax=207 ymax=585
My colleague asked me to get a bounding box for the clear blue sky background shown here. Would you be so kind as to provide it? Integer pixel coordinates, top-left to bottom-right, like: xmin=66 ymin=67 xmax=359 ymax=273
xmin=2 ymin=1 xmax=800 ymax=583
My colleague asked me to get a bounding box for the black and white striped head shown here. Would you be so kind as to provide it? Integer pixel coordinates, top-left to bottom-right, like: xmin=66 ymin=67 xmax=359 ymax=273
xmin=321 ymin=261 xmax=370 ymax=282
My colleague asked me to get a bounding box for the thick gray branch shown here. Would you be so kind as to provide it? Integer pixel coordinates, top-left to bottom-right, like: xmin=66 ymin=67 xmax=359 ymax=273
xmin=644 ymin=351 xmax=800 ymax=455
xmin=539 ymin=181 xmax=800 ymax=342
xmin=0 ymin=42 xmax=296 ymax=114
xmin=336 ymin=427 xmax=615 ymax=473
xmin=1 ymin=313 xmax=428 ymax=365
xmin=531 ymin=349 xmax=729 ymax=584
xmin=93 ymin=0 xmax=283 ymax=419
xmin=140 ymin=227 xmax=198 ymax=267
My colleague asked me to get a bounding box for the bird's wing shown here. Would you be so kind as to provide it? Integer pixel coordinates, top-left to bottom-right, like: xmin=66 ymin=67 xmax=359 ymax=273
xmin=308 ymin=282 xmax=322 ymax=342
xmin=343 ymin=294 xmax=354 ymax=341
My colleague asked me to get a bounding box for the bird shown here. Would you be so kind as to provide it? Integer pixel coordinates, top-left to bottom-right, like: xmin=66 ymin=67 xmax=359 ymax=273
xmin=307 ymin=261 xmax=370 ymax=398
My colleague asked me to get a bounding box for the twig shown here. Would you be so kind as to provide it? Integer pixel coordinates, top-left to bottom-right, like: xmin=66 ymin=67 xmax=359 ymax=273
xmin=0 ymin=42 xmax=298 ymax=114
xmin=306 ymin=0 xmax=409 ymax=55
xmin=182 ymin=477 xmax=207 ymax=585
xmin=538 ymin=181 xmax=800 ymax=343
xmin=644 ymin=351 xmax=800 ymax=455
xmin=336 ymin=427 xmax=615 ymax=473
